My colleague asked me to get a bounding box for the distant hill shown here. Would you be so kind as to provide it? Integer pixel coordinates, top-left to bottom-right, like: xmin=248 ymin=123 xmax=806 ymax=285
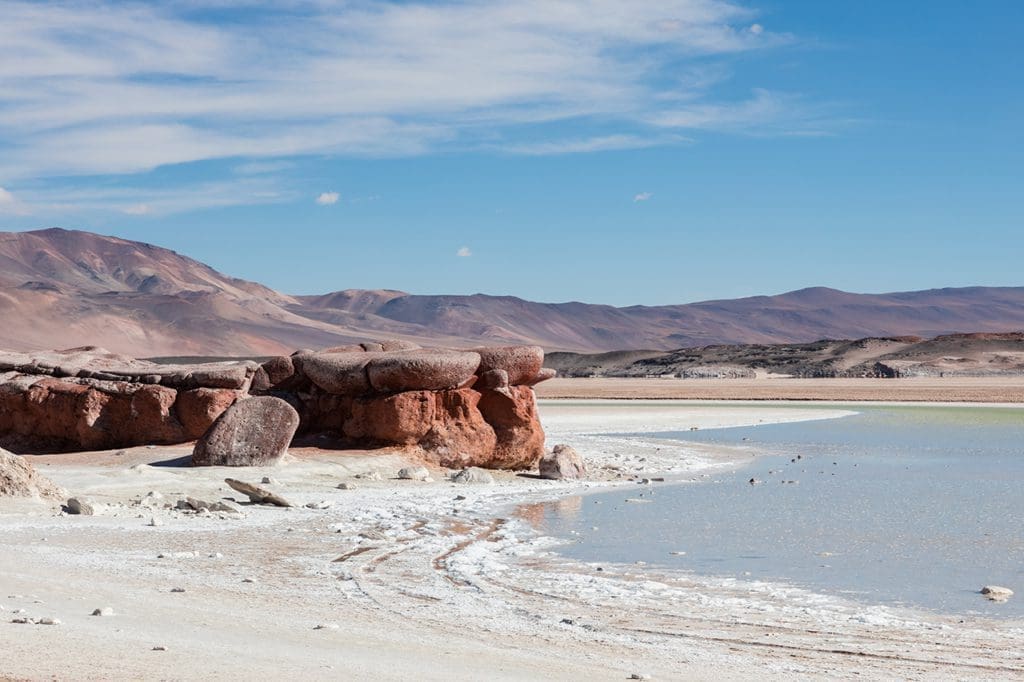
xmin=546 ymin=333 xmax=1024 ymax=378
xmin=1 ymin=228 xmax=1023 ymax=356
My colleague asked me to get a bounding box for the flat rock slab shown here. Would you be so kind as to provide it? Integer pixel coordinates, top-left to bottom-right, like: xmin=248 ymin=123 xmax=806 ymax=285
xmin=474 ymin=346 xmax=544 ymax=386
xmin=367 ymin=350 xmax=480 ymax=393
xmin=224 ymin=478 xmax=292 ymax=507
xmin=192 ymin=396 xmax=300 ymax=467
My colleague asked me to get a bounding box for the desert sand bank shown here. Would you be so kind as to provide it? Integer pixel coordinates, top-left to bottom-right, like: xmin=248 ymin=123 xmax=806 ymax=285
xmin=2 ymin=402 xmax=1022 ymax=680
xmin=536 ymin=376 xmax=1024 ymax=402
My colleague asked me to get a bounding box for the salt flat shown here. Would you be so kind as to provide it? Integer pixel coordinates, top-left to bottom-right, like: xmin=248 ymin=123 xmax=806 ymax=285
xmin=2 ymin=402 xmax=1022 ymax=680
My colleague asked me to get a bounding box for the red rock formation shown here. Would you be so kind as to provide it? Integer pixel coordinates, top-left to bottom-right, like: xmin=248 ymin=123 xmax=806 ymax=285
xmin=0 ymin=343 xmax=555 ymax=470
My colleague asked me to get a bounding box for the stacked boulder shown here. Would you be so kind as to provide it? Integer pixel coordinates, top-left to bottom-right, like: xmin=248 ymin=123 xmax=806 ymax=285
xmin=0 ymin=347 xmax=251 ymax=452
xmin=258 ymin=343 xmax=551 ymax=469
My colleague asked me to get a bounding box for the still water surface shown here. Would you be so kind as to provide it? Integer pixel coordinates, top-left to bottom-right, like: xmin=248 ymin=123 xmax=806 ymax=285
xmin=537 ymin=405 xmax=1024 ymax=617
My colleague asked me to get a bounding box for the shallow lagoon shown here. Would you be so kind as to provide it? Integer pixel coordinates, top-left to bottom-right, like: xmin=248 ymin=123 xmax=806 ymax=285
xmin=539 ymin=404 xmax=1024 ymax=618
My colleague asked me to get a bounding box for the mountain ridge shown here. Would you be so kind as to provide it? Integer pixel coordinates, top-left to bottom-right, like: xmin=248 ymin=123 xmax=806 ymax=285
xmin=1 ymin=227 xmax=1022 ymax=356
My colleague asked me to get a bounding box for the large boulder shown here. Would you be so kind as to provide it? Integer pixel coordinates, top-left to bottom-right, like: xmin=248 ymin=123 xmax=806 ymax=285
xmin=366 ymin=350 xmax=480 ymax=393
xmin=0 ymin=448 xmax=64 ymax=499
xmin=474 ymin=346 xmax=544 ymax=386
xmin=538 ymin=444 xmax=586 ymax=480
xmin=192 ymin=397 xmax=300 ymax=467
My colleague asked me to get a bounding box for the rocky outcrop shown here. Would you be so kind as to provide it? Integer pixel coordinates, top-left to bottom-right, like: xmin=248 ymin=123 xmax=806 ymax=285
xmin=192 ymin=396 xmax=300 ymax=467
xmin=0 ymin=342 xmax=556 ymax=471
xmin=0 ymin=347 xmax=248 ymax=452
xmin=0 ymin=447 xmax=65 ymax=499
xmin=261 ymin=343 xmax=554 ymax=469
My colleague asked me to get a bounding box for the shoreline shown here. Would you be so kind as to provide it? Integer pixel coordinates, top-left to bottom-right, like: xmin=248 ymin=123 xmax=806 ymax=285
xmin=535 ymin=376 xmax=1024 ymax=403
xmin=3 ymin=402 xmax=1023 ymax=679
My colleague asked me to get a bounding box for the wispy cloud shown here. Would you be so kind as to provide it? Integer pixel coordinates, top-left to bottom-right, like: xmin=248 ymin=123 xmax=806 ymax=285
xmin=634 ymin=192 xmax=654 ymax=202
xmin=6 ymin=177 xmax=293 ymax=217
xmin=457 ymin=246 xmax=472 ymax=257
xmin=316 ymin=192 xmax=340 ymax=206
xmin=0 ymin=1 xmax=826 ymax=214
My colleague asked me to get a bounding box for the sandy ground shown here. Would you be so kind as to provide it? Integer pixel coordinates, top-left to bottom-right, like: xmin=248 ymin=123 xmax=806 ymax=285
xmin=2 ymin=402 xmax=1024 ymax=680
xmin=536 ymin=376 xmax=1024 ymax=402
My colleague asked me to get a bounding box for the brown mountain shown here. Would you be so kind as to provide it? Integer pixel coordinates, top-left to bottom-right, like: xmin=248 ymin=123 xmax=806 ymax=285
xmin=1 ymin=228 xmax=1023 ymax=356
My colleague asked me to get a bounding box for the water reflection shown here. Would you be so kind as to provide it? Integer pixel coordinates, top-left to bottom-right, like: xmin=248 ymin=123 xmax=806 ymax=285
xmin=518 ymin=495 xmax=583 ymax=530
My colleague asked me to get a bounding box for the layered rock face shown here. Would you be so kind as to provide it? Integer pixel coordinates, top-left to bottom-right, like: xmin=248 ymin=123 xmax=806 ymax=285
xmin=0 ymin=347 xmax=250 ymax=451
xmin=0 ymin=342 xmax=554 ymax=470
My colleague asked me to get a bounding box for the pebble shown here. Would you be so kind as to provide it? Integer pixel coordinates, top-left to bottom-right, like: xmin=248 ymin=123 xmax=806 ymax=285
xmin=242 ymin=578 xmax=257 ymax=584
xmin=981 ymin=585 xmax=1014 ymax=601
xmin=152 ymin=646 xmax=168 ymax=651
xmin=92 ymin=607 xmax=115 ymax=617
xmin=397 ymin=466 xmax=431 ymax=482
xmin=336 ymin=482 xmax=356 ymax=490
xmin=314 ymin=622 xmax=340 ymax=630
xmin=148 ymin=516 xmax=163 ymax=527
xmin=305 ymin=501 xmax=333 ymax=510
xmin=170 ymin=587 xmax=186 ymax=593
xmin=39 ymin=618 xmax=60 ymax=626
xmin=630 ymin=674 xmax=652 ymax=680
xmin=355 ymin=471 xmax=383 ymax=481
xmin=261 ymin=477 xmax=279 ymax=485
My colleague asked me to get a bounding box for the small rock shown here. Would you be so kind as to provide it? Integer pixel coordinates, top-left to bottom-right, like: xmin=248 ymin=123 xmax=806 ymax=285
xmin=152 ymin=645 xmax=167 ymax=651
xmin=224 ymin=478 xmax=292 ymax=507
xmin=66 ymin=497 xmax=98 ymax=515
xmin=314 ymin=622 xmax=340 ymax=630
xmin=538 ymin=444 xmax=586 ymax=480
xmin=147 ymin=516 xmax=163 ymax=527
xmin=92 ymin=607 xmax=115 ymax=617
xmin=397 ymin=466 xmax=430 ymax=482
xmin=630 ymin=674 xmax=652 ymax=681
xmin=38 ymin=617 xmax=60 ymax=626
xmin=450 ymin=467 xmax=494 ymax=485
xmin=242 ymin=578 xmax=257 ymax=584
xmin=981 ymin=585 xmax=1014 ymax=601
xmin=261 ymin=476 xmax=279 ymax=485
xmin=336 ymin=482 xmax=356 ymax=490
xmin=355 ymin=471 xmax=383 ymax=481
xmin=170 ymin=587 xmax=186 ymax=593
xmin=305 ymin=500 xmax=333 ymax=510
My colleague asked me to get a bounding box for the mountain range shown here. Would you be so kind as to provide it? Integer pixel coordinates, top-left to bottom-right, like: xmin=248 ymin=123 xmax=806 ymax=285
xmin=1 ymin=227 xmax=1023 ymax=357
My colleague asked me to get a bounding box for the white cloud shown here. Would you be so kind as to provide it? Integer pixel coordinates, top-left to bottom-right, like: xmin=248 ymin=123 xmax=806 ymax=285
xmin=316 ymin=191 xmax=340 ymax=205
xmin=0 ymin=185 xmax=29 ymax=215
xmin=634 ymin=192 xmax=654 ymax=202
xmin=121 ymin=203 xmax=151 ymax=215
xmin=0 ymin=0 xmax=804 ymax=183
xmin=749 ymin=23 xmax=764 ymax=35
xmin=457 ymin=246 xmax=472 ymax=257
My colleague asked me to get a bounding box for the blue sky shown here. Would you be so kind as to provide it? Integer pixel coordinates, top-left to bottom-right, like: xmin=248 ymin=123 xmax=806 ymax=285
xmin=0 ymin=0 xmax=1020 ymax=305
